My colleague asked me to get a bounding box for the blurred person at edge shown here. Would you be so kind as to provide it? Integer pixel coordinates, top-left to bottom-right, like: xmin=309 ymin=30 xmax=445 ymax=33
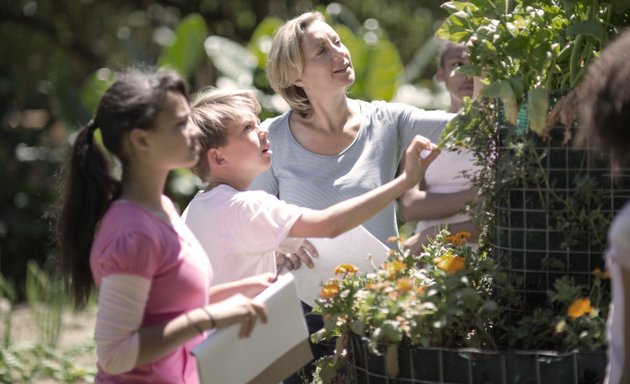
xmin=577 ymin=31 xmax=630 ymax=384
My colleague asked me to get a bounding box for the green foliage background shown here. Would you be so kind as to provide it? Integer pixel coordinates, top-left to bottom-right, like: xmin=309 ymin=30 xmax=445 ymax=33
xmin=0 ymin=0 xmax=450 ymax=300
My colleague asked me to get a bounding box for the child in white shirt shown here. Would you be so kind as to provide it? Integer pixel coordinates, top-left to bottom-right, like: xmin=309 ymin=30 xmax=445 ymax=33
xmin=182 ymin=88 xmax=439 ymax=285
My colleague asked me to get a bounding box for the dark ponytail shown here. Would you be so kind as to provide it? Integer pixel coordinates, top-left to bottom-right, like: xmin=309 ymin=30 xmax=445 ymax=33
xmin=56 ymin=69 xmax=188 ymax=308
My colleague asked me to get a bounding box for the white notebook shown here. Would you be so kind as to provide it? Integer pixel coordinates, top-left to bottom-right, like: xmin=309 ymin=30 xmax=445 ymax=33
xmin=289 ymin=225 xmax=390 ymax=307
xmin=192 ymin=274 xmax=312 ymax=384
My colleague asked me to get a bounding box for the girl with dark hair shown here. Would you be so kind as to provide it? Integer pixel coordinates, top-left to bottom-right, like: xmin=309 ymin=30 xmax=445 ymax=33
xmin=56 ymin=69 xmax=272 ymax=383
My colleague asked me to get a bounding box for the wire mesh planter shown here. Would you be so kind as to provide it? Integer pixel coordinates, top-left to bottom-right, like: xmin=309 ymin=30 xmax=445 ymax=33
xmin=348 ymin=334 xmax=606 ymax=384
xmin=492 ymin=125 xmax=630 ymax=313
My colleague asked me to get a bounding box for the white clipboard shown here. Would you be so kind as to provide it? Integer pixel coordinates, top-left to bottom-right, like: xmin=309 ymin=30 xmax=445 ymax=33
xmin=289 ymin=225 xmax=390 ymax=307
xmin=192 ymin=274 xmax=312 ymax=384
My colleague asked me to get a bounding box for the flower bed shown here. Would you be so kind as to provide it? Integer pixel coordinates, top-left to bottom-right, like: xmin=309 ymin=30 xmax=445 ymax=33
xmin=311 ymin=231 xmax=609 ymax=382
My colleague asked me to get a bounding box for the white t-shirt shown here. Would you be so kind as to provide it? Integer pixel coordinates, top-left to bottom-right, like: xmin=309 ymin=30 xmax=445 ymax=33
xmin=415 ymin=148 xmax=479 ymax=234
xmin=181 ymin=184 xmax=308 ymax=286
xmin=605 ymin=202 xmax=630 ymax=384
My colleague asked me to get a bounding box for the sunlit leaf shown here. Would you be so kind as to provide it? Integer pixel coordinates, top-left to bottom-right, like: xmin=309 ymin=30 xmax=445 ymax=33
xmin=247 ymin=16 xmax=283 ymax=71
xmin=362 ymin=38 xmax=403 ymax=100
xmin=527 ymin=86 xmax=549 ymax=136
xmin=204 ymin=36 xmax=257 ymax=87
xmin=79 ymin=69 xmax=114 ymax=116
xmin=157 ymin=13 xmax=208 ymax=78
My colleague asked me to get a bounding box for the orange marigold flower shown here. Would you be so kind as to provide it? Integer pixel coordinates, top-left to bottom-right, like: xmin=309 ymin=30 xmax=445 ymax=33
xmin=445 ymin=231 xmax=472 ymax=246
xmin=384 ymin=260 xmax=406 ymax=279
xmin=592 ymin=268 xmax=610 ymax=279
xmin=320 ymin=281 xmax=340 ymax=299
xmin=334 ymin=263 xmax=359 ymax=275
xmin=434 ymin=253 xmax=465 ymax=274
xmin=457 ymin=231 xmax=471 ymax=240
xmin=567 ymin=298 xmax=593 ymax=320
xmin=396 ymin=278 xmax=414 ymax=292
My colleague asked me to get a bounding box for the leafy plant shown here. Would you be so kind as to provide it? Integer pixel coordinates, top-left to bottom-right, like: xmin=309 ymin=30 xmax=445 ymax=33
xmin=25 ymin=261 xmax=65 ymax=346
xmin=437 ymin=0 xmax=627 ymax=135
xmin=312 ymin=230 xmax=500 ymax=376
xmin=507 ymin=272 xmax=609 ymax=351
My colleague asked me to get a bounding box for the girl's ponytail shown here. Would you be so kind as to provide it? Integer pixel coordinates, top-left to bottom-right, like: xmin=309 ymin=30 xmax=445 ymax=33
xmin=57 ymin=121 xmax=119 ymax=308
xmin=55 ymin=68 xmax=187 ymax=308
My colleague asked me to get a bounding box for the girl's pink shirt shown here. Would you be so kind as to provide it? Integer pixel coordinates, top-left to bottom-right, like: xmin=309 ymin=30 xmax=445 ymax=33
xmin=90 ymin=200 xmax=212 ymax=384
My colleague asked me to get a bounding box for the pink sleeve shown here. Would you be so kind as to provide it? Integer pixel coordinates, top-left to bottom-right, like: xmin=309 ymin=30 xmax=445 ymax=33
xmin=95 ymin=232 xmax=160 ymax=279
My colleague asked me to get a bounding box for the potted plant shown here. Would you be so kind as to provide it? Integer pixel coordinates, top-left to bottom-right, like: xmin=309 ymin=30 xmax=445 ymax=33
xmin=436 ymin=0 xmax=629 ymax=314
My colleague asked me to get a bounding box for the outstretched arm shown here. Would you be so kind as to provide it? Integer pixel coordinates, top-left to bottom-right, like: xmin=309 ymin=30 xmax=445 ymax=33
xmin=398 ymin=184 xmax=479 ymax=222
xmin=288 ymin=135 xmax=439 ymax=239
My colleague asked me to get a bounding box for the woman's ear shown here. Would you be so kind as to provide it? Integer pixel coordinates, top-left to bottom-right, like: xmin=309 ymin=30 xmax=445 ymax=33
xmin=294 ymin=78 xmax=305 ymax=87
xmin=128 ymin=128 xmax=150 ymax=152
xmin=207 ymin=148 xmax=226 ymax=166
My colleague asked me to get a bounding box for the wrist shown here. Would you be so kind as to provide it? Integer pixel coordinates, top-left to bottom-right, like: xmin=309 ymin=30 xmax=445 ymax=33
xmin=200 ymin=306 xmax=216 ymax=330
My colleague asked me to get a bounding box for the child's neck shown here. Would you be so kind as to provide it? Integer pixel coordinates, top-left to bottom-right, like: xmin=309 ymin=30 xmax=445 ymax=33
xmin=206 ymin=175 xmax=254 ymax=192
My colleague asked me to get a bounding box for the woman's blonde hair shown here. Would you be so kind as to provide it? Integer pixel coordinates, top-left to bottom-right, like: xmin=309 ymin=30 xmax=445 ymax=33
xmin=189 ymin=88 xmax=261 ymax=181
xmin=267 ymin=11 xmax=325 ymax=117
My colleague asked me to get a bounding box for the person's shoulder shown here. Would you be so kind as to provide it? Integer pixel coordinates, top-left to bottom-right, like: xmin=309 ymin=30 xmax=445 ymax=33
xmin=610 ymin=203 xmax=630 ymax=248
xmin=262 ymin=110 xmax=290 ymax=132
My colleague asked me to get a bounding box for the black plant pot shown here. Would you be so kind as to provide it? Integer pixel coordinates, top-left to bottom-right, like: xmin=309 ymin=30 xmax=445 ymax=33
xmin=349 ymin=334 xmax=606 ymax=384
xmin=493 ymin=126 xmax=627 ymax=314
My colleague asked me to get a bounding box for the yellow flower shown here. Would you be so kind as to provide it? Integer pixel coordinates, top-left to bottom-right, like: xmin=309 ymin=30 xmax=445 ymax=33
xmin=396 ymin=278 xmax=414 ymax=292
xmin=384 ymin=260 xmax=406 ymax=279
xmin=321 ymin=281 xmax=340 ymax=299
xmin=434 ymin=253 xmax=465 ymax=274
xmin=334 ymin=263 xmax=359 ymax=275
xmin=567 ymin=298 xmax=593 ymax=320
xmin=445 ymin=231 xmax=472 ymax=246
xmin=592 ymin=268 xmax=610 ymax=279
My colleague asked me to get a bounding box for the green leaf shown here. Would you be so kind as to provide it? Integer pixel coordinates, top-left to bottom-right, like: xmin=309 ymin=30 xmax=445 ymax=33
xmin=527 ymin=86 xmax=549 ymax=136
xmin=566 ymin=20 xmax=606 ymax=41
xmin=442 ymin=1 xmax=479 ymax=14
xmin=157 ymin=13 xmax=208 ymax=78
xmin=497 ymin=80 xmax=518 ymax=125
xmin=79 ymin=69 xmax=115 ymax=116
xmin=247 ymin=16 xmax=284 ymax=71
xmin=204 ymin=36 xmax=257 ymax=86
xmin=362 ymin=39 xmax=403 ymax=100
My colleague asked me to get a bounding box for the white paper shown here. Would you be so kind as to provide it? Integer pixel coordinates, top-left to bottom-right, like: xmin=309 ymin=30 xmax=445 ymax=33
xmin=289 ymin=225 xmax=390 ymax=307
xmin=192 ymin=273 xmax=310 ymax=384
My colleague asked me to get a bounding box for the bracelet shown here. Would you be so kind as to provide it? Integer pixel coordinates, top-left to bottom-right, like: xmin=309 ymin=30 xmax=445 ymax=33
xmin=186 ymin=312 xmax=204 ymax=335
xmin=200 ymin=307 xmax=216 ymax=329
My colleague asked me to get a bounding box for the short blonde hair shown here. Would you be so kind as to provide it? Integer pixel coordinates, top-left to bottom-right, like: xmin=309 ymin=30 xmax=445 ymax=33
xmin=267 ymin=11 xmax=325 ymax=117
xmin=189 ymin=88 xmax=261 ymax=180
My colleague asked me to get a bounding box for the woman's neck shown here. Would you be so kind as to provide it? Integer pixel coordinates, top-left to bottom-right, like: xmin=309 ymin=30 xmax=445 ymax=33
xmin=303 ymin=95 xmax=354 ymax=133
